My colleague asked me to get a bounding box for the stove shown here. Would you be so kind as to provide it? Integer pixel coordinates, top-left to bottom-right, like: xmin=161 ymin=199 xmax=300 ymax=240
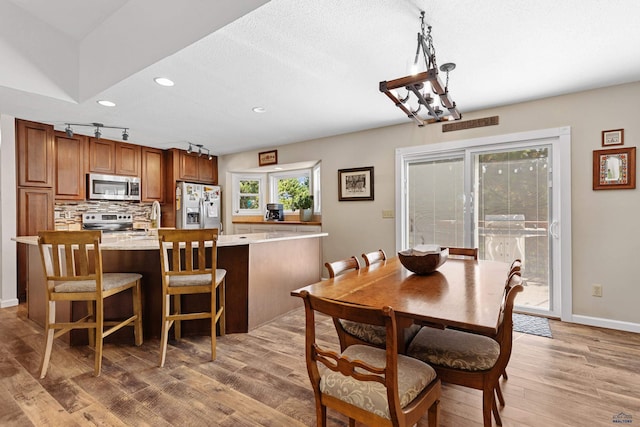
xmin=82 ymin=212 xmax=134 ymax=232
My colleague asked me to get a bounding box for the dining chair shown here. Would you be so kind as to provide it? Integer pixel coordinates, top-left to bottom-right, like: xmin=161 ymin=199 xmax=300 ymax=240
xmin=324 ymin=256 xmax=360 ymax=278
xmin=444 ymin=246 xmax=479 ymax=260
xmin=157 ymin=228 xmax=226 ymax=367
xmin=362 ymin=249 xmax=387 ymax=266
xmin=300 ymin=290 xmax=441 ymax=427
xmin=325 ymin=256 xmax=421 ymax=351
xmin=37 ymin=230 xmax=143 ymax=378
xmin=406 ymin=275 xmax=523 ymax=427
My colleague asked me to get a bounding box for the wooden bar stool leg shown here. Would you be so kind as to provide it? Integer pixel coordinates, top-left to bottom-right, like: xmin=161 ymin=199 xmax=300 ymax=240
xmin=39 ymin=300 xmax=56 ymax=379
xmin=218 ymin=278 xmax=225 ymax=336
xmin=86 ymin=300 xmax=95 ymax=348
xmin=210 ymin=286 xmax=217 ymax=361
xmin=174 ymin=294 xmax=182 ymax=340
xmin=132 ymin=279 xmax=143 ymax=346
xmin=94 ymin=298 xmax=104 ymax=376
xmin=159 ymin=294 xmax=171 ymax=367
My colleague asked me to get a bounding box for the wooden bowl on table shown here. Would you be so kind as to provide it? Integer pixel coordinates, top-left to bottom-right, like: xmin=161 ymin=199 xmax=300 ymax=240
xmin=398 ymin=245 xmax=449 ymax=275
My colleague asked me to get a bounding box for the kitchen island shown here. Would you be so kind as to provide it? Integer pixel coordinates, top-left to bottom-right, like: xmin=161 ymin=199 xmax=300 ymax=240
xmin=15 ymin=231 xmax=326 ymax=343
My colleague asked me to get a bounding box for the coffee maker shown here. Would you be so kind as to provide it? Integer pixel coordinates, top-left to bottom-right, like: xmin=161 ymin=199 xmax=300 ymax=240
xmin=265 ymin=203 xmax=284 ymax=221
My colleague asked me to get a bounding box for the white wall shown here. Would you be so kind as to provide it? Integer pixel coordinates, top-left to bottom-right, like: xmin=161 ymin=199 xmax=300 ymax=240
xmin=0 ymin=115 xmax=18 ymax=308
xmin=220 ymin=81 xmax=640 ymax=330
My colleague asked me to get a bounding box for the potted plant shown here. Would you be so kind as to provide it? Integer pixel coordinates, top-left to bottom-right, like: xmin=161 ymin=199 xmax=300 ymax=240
xmin=293 ymin=194 xmax=314 ymax=222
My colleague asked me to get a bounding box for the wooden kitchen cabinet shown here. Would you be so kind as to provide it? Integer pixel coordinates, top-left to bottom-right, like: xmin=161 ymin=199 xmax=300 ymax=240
xmin=16 ymin=119 xmax=54 ymax=188
xmin=141 ymin=147 xmax=164 ymax=202
xmin=88 ymin=138 xmax=116 ymax=174
xmin=54 ymin=131 xmax=87 ymax=200
xmin=116 ymin=142 xmax=141 ymax=176
xmin=177 ymin=149 xmax=218 ymax=183
xmin=89 ymin=138 xmax=140 ymax=176
xmin=17 ymin=187 xmax=54 ymax=301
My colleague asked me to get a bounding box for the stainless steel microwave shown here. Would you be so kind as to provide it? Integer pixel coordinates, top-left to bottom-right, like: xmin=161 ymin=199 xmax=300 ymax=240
xmin=87 ymin=173 xmax=141 ymax=201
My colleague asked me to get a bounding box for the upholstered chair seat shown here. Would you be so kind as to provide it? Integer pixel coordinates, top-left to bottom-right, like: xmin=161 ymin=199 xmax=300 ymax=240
xmin=340 ymin=320 xmax=422 ymax=347
xmin=320 ymin=344 xmax=437 ymax=420
xmin=54 ymin=272 xmax=142 ymax=293
xmin=407 ymin=327 xmax=500 ymax=371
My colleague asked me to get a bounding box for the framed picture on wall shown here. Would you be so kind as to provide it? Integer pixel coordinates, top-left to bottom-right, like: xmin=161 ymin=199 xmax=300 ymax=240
xmin=593 ymin=147 xmax=636 ymax=190
xmin=338 ymin=166 xmax=374 ymax=201
xmin=258 ymin=150 xmax=278 ymax=166
xmin=602 ymin=129 xmax=624 ymax=146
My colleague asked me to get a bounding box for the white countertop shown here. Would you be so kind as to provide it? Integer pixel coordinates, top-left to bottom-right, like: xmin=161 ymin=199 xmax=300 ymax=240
xmin=14 ymin=231 xmax=327 ymax=250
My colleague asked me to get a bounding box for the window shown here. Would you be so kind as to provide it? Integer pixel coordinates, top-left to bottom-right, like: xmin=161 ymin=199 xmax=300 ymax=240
xmin=232 ymin=174 xmax=264 ymax=214
xmin=269 ymin=170 xmax=311 ymax=211
xmin=231 ymin=162 xmax=321 ymax=216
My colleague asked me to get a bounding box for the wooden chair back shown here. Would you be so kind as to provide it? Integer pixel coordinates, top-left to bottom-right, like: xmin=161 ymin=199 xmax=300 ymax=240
xmin=38 ymin=230 xmax=103 ymax=297
xmin=362 ymin=249 xmax=387 ymax=267
xmin=37 ymin=230 xmax=143 ymax=377
xmin=445 ymin=246 xmax=479 ymax=259
xmin=324 ymin=256 xmax=360 ymax=278
xmin=300 ymin=290 xmax=441 ymax=426
xmin=157 ymin=228 xmax=225 ymax=367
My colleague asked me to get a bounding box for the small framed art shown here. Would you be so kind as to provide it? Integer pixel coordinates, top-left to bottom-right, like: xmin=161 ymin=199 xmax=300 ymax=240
xmin=593 ymin=147 xmax=636 ymax=190
xmin=258 ymin=150 xmax=278 ymax=166
xmin=602 ymin=129 xmax=624 ymax=147
xmin=338 ymin=166 xmax=374 ymax=201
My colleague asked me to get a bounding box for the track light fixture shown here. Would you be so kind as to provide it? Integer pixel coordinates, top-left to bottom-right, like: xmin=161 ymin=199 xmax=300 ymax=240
xmin=63 ymin=122 xmax=130 ymax=140
xmin=186 ymin=142 xmax=213 ymax=160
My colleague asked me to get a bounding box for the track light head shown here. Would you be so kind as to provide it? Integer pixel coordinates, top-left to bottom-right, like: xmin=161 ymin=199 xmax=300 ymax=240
xmin=94 ymin=127 xmax=101 ymax=139
xmin=187 ymin=144 xmax=193 ymax=154
xmin=122 ymin=129 xmax=129 ymax=141
xmin=208 ymin=154 xmax=213 ymax=161
xmin=198 ymin=147 xmax=202 ymax=157
xmin=65 ymin=124 xmax=73 ymax=138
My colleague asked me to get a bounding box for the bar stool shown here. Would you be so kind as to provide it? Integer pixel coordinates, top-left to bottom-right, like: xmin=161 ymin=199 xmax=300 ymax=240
xmin=157 ymin=228 xmax=226 ymax=367
xmin=37 ymin=230 xmax=143 ymax=378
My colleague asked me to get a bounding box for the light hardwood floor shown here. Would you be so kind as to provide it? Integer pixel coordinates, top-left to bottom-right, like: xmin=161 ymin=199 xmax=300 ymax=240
xmin=1 ymin=303 xmax=639 ymax=426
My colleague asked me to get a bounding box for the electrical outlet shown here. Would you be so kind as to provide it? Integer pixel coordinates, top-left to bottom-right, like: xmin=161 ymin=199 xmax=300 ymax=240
xmin=592 ymin=284 xmax=603 ymax=297
xmin=54 ymin=211 xmax=63 ymax=219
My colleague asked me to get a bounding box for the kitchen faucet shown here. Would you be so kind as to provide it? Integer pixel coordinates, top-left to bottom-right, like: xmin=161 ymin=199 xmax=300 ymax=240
xmin=151 ymin=201 xmax=161 ymax=229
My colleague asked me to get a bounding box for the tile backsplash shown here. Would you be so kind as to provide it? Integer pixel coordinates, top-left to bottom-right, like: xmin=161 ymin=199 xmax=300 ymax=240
xmin=54 ymin=201 xmax=155 ymax=230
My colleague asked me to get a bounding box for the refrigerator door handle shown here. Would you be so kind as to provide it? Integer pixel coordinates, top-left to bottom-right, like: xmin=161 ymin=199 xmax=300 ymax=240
xmin=199 ymin=198 xmax=205 ymax=229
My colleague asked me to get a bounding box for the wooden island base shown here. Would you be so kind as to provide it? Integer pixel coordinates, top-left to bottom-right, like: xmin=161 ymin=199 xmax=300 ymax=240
xmin=22 ymin=233 xmax=324 ymax=345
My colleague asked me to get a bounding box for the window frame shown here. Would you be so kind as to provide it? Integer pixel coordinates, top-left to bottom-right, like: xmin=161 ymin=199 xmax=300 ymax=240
xmin=232 ymin=173 xmax=265 ymax=215
xmin=269 ymin=169 xmax=312 ymax=213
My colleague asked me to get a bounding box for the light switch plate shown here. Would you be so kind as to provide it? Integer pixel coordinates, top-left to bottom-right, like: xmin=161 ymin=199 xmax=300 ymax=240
xmin=382 ymin=209 xmax=394 ymax=218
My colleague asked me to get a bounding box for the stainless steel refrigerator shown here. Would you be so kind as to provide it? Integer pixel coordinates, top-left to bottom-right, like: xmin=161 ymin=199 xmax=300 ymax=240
xmin=175 ymin=182 xmax=222 ymax=231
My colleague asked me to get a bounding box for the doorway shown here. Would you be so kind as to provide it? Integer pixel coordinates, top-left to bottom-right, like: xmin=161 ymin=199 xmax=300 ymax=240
xmin=397 ymin=127 xmax=572 ymax=318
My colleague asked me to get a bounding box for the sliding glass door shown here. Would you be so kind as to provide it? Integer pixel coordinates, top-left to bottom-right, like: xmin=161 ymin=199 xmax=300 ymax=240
xmin=397 ymin=128 xmax=571 ymax=318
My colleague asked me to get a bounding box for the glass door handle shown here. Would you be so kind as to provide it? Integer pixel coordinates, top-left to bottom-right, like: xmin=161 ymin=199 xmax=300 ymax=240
xmin=549 ymin=221 xmax=559 ymax=239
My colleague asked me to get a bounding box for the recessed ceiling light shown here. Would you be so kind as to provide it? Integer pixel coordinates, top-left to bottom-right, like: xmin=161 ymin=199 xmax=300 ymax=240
xmin=154 ymin=77 xmax=174 ymax=87
xmin=97 ymin=100 xmax=116 ymax=107
xmin=252 ymin=106 xmax=266 ymax=113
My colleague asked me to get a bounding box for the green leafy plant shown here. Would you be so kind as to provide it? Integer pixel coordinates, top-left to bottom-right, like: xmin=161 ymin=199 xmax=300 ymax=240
xmin=292 ymin=194 xmax=313 ymax=211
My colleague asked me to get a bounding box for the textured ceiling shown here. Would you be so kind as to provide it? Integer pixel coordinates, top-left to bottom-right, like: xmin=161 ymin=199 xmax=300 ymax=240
xmin=2 ymin=0 xmax=640 ymax=155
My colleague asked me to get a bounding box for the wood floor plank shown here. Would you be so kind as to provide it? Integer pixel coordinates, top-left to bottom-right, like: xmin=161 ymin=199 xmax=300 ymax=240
xmin=2 ymin=303 xmax=640 ymax=426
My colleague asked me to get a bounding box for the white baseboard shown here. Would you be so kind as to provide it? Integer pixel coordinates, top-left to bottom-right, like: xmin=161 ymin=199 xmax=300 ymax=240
xmin=569 ymin=314 xmax=640 ymax=334
xmin=0 ymin=298 xmax=19 ymax=308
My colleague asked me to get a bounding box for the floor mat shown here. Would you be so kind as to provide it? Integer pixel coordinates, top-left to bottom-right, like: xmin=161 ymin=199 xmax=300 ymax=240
xmin=513 ymin=313 xmax=552 ymax=338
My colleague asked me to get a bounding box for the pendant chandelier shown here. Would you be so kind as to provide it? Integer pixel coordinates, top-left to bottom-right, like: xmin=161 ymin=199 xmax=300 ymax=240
xmin=379 ymin=11 xmax=462 ymax=126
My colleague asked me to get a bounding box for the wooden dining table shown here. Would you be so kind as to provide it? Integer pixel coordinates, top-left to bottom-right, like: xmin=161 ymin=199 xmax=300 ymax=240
xmin=291 ymin=256 xmax=509 ymax=351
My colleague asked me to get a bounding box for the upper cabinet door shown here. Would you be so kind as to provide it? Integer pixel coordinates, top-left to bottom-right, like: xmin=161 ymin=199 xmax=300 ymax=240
xmin=116 ymin=142 xmax=141 ymax=177
xmin=89 ymin=138 xmax=116 ymax=174
xmin=54 ymin=131 xmax=87 ymax=200
xmin=179 ymin=151 xmax=200 ymax=181
xmin=141 ymin=147 xmax=164 ymax=202
xmin=198 ymin=155 xmax=217 ymax=184
xmin=17 ymin=119 xmax=54 ymax=188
